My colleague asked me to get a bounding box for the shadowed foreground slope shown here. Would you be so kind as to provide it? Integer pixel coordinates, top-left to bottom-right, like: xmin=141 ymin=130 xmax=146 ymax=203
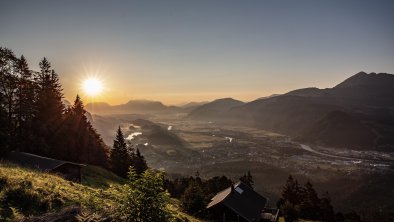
xmin=0 ymin=163 xmax=199 ymax=221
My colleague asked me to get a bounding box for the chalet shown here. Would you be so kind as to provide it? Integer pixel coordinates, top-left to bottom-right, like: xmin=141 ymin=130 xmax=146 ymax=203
xmin=3 ymin=151 xmax=84 ymax=182
xmin=207 ymin=181 xmax=279 ymax=222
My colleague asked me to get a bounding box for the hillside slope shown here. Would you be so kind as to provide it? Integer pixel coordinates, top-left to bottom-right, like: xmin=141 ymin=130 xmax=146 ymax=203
xmin=188 ymin=98 xmax=244 ymax=120
xmin=0 ymin=163 xmax=199 ymax=221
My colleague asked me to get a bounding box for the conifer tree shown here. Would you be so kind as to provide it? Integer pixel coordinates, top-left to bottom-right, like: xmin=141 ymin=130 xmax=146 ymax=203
xmin=320 ymin=192 xmax=335 ymax=222
xmin=181 ymin=181 xmax=208 ymax=215
xmin=277 ymin=175 xmax=303 ymax=222
xmin=132 ymin=147 xmax=148 ymax=175
xmin=239 ymin=170 xmax=254 ymax=188
xmin=111 ymin=127 xmax=130 ymax=178
xmin=0 ymin=48 xmax=19 ymax=149
xmin=32 ymin=58 xmax=64 ymax=155
xmin=300 ymin=181 xmax=321 ymax=220
xmin=61 ymin=95 xmax=108 ymax=166
xmin=15 ymin=55 xmax=35 ymax=150
xmin=281 ymin=175 xmax=303 ymax=206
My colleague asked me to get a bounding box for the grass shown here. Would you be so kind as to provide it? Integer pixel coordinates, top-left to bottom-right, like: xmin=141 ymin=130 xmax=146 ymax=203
xmin=0 ymin=162 xmax=201 ymax=221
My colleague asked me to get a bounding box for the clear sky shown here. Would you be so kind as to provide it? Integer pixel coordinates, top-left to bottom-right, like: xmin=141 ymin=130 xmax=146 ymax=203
xmin=1 ymin=0 xmax=394 ymax=105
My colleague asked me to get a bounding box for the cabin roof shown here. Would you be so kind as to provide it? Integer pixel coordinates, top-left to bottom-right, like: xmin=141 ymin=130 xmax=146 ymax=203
xmin=207 ymin=181 xmax=268 ymax=222
xmin=4 ymin=151 xmax=83 ymax=171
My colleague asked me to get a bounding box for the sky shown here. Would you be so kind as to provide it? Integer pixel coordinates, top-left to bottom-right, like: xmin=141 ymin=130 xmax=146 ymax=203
xmin=1 ymin=0 xmax=394 ymax=105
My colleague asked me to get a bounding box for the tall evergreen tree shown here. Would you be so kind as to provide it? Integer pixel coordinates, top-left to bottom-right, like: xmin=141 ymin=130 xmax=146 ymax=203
xmin=278 ymin=175 xmax=336 ymax=222
xmin=181 ymin=181 xmax=208 ymax=215
xmin=0 ymin=47 xmax=19 ymax=150
xmin=111 ymin=127 xmax=130 ymax=178
xmin=60 ymin=95 xmax=109 ymax=166
xmin=31 ymin=58 xmax=65 ymax=155
xmin=300 ymin=181 xmax=320 ymax=220
xmin=320 ymin=192 xmax=335 ymax=222
xmin=280 ymin=175 xmax=303 ymax=206
xmin=15 ymin=55 xmax=35 ymax=150
xmin=132 ymin=148 xmax=148 ymax=175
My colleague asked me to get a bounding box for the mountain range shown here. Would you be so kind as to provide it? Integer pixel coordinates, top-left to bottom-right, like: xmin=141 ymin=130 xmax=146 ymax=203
xmin=187 ymin=72 xmax=394 ymax=151
xmin=87 ymin=72 xmax=394 ymax=151
xmin=85 ymin=99 xmax=181 ymax=115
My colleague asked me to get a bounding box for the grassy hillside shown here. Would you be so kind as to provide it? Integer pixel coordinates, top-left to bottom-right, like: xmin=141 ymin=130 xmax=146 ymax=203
xmin=0 ymin=162 xmax=199 ymax=221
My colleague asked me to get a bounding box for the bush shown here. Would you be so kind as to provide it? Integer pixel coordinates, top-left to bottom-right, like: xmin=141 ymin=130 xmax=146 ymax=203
xmin=118 ymin=167 xmax=173 ymax=222
xmin=181 ymin=182 xmax=208 ymax=215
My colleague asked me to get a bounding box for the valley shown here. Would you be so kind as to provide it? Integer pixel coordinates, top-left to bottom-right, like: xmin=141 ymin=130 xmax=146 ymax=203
xmin=91 ymin=113 xmax=394 ymax=213
xmin=86 ymin=72 xmax=394 ymax=217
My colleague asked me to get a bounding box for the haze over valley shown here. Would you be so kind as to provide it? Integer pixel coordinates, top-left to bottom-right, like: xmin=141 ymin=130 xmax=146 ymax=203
xmin=87 ymin=72 xmax=394 ymax=214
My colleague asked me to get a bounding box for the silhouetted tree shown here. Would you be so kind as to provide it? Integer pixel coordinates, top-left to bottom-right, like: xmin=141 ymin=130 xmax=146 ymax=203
xmin=15 ymin=55 xmax=35 ymax=150
xmin=320 ymin=192 xmax=335 ymax=222
xmin=278 ymin=175 xmax=303 ymax=207
xmin=60 ymin=95 xmax=109 ymax=166
xmin=204 ymin=176 xmax=233 ymax=199
xmin=31 ymin=58 xmax=65 ymax=155
xmin=132 ymin=148 xmax=148 ymax=175
xmin=240 ymin=170 xmax=254 ymax=188
xmin=0 ymin=47 xmax=19 ymax=150
xmin=300 ymin=181 xmax=320 ymax=220
xmin=181 ymin=181 xmax=208 ymax=215
xmin=277 ymin=175 xmax=302 ymax=221
xmin=278 ymin=175 xmax=336 ymax=222
xmin=111 ymin=127 xmax=130 ymax=178
xmin=0 ymin=47 xmax=110 ymax=167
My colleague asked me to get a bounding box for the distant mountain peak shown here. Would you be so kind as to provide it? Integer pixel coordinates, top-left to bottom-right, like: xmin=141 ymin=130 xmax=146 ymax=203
xmin=335 ymin=72 xmax=394 ymax=88
xmin=214 ymin=97 xmax=239 ymax=102
xmin=187 ymin=97 xmax=244 ymax=119
xmin=126 ymin=99 xmax=163 ymax=105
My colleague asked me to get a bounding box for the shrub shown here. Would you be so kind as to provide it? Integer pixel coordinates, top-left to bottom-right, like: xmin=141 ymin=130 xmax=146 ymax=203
xmin=118 ymin=167 xmax=173 ymax=222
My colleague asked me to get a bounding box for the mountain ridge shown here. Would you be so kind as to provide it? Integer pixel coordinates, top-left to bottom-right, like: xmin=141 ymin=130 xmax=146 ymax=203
xmin=187 ymin=72 xmax=394 ymax=150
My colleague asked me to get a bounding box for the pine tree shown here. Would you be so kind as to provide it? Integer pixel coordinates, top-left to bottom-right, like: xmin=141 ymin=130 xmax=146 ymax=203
xmin=281 ymin=175 xmax=303 ymax=206
xmin=239 ymin=170 xmax=254 ymax=188
xmin=181 ymin=181 xmax=208 ymax=215
xmin=300 ymin=181 xmax=321 ymax=220
xmin=32 ymin=58 xmax=65 ymax=155
xmin=132 ymin=147 xmax=148 ymax=175
xmin=0 ymin=47 xmax=19 ymax=150
xmin=61 ymin=95 xmax=108 ymax=166
xmin=277 ymin=175 xmax=303 ymax=222
xmin=15 ymin=55 xmax=35 ymax=150
xmin=111 ymin=127 xmax=130 ymax=178
xmin=320 ymin=192 xmax=335 ymax=222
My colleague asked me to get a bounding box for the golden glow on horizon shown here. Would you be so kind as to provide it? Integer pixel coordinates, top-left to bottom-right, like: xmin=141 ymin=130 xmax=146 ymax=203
xmin=82 ymin=77 xmax=103 ymax=96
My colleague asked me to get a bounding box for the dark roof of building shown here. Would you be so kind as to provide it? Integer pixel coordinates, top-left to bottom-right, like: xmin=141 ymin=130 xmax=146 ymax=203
xmin=207 ymin=181 xmax=268 ymax=222
xmin=3 ymin=151 xmax=83 ymax=171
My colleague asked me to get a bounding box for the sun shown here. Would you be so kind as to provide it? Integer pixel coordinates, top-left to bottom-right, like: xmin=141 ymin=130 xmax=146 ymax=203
xmin=82 ymin=78 xmax=103 ymax=96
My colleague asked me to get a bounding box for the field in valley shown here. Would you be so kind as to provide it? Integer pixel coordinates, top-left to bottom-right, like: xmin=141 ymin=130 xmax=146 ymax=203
xmin=92 ymin=113 xmax=394 ymax=214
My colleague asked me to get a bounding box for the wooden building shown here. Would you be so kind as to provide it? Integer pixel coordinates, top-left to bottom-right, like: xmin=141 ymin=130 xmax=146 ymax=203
xmin=207 ymin=181 xmax=278 ymax=222
xmin=4 ymin=151 xmax=84 ymax=182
